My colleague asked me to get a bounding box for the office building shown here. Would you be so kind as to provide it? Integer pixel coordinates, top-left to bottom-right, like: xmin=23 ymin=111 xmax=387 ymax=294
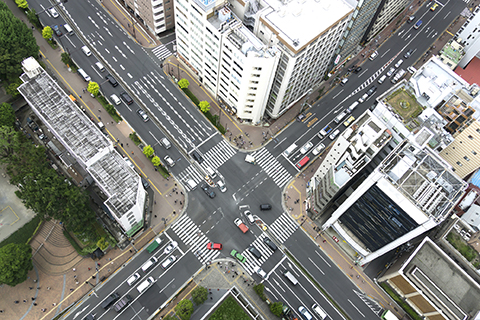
xmin=121 ymin=0 xmax=174 ymax=36
xmin=322 ymin=138 xmax=467 ymax=264
xmin=175 ymin=0 xmax=353 ymax=123
xmin=456 ymin=6 xmax=480 ymax=69
xmin=18 ymin=58 xmax=146 ymax=236
xmin=363 ymin=0 xmax=411 ymax=43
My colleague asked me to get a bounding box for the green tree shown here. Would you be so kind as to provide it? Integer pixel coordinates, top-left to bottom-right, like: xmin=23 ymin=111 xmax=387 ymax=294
xmin=152 ymin=156 xmax=160 ymax=167
xmin=143 ymin=145 xmax=154 ymax=158
xmin=162 ymin=315 xmax=175 ymax=320
xmin=87 ymin=81 xmax=100 ymax=96
xmin=0 ymin=243 xmax=33 ymax=286
xmin=199 ymin=101 xmax=210 ymax=113
xmin=0 ymin=103 xmax=15 ymax=127
xmin=178 ymin=78 xmax=189 ymax=89
xmin=175 ymin=299 xmax=193 ymax=320
xmin=96 ymin=237 xmax=109 ymax=251
xmin=270 ymin=302 xmax=283 ymax=317
xmin=5 ymin=79 xmax=23 ymax=98
xmin=26 ymin=9 xmax=40 ymax=27
xmin=15 ymin=0 xmax=28 ymax=10
xmin=192 ymin=286 xmax=208 ymax=305
xmin=253 ymin=283 xmax=266 ymax=300
xmin=61 ymin=52 xmax=72 ymax=66
xmin=42 ymin=26 xmax=53 ymax=40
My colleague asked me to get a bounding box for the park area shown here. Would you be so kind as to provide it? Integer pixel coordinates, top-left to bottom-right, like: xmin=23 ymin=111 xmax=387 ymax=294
xmin=385 ymin=88 xmax=423 ymax=123
xmin=208 ymin=296 xmax=251 ymax=320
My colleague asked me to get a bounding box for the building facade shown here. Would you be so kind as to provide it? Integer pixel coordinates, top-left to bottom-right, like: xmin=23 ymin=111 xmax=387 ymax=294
xmin=457 ymin=6 xmax=480 ymax=69
xmin=363 ymin=0 xmax=411 ymax=43
xmin=121 ymin=0 xmax=175 ymax=36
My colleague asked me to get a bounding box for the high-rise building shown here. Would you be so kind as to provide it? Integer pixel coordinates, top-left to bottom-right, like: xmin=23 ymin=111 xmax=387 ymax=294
xmin=456 ymin=6 xmax=480 ymax=69
xmin=322 ymin=138 xmax=467 ymax=264
xmin=121 ymin=0 xmax=175 ymax=36
xmin=18 ymin=58 xmax=146 ymax=236
xmin=174 ymin=0 xmax=354 ymax=123
xmin=362 ymin=0 xmax=411 ymax=43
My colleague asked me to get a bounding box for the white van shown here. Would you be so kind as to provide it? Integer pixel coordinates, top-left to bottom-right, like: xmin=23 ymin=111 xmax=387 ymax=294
xmin=334 ymin=111 xmax=347 ymax=124
xmin=137 ymin=276 xmax=155 ymax=294
xmin=283 ymin=270 xmax=298 ymax=285
xmin=127 ymin=273 xmax=141 ymax=286
xmin=187 ymin=179 xmax=197 ymax=191
xmin=205 ymin=167 xmax=217 ymax=179
xmin=141 ymin=257 xmax=158 ymax=273
xmin=161 ymin=255 xmax=176 ymax=270
xmin=110 ymin=94 xmax=121 ymax=105
xmin=283 ymin=143 xmax=298 ymax=157
xmin=64 ymin=24 xmax=73 ymax=35
xmin=95 ymin=62 xmax=105 ymax=72
xmin=81 ymin=46 xmax=92 ymax=57
xmin=312 ymin=304 xmax=327 ymax=320
xmin=347 ymin=101 xmax=359 ymax=113
xmin=77 ymin=68 xmax=91 ymax=82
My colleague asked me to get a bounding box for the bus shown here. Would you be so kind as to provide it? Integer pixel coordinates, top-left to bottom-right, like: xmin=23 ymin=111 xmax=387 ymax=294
xmin=296 ymin=156 xmax=310 ymax=169
xmin=414 ymin=20 xmax=422 ymax=29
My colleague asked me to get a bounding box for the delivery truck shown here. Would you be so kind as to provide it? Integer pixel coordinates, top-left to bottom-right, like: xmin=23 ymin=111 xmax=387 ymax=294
xmin=146 ymin=237 xmax=162 ymax=253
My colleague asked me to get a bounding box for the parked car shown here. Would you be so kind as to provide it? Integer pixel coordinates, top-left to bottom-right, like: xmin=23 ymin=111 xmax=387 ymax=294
xmin=408 ymin=15 xmax=415 ymax=23
xmin=369 ymin=51 xmax=378 ymax=60
xmin=378 ymin=74 xmax=387 ymax=84
xmin=394 ymin=59 xmax=404 ymax=68
xmin=407 ymin=66 xmax=417 ymax=74
xmin=343 ymin=116 xmax=355 ymax=127
xmin=312 ymin=143 xmax=325 ymax=156
xmin=299 ymin=141 xmax=313 ymax=154
xmin=386 ymin=67 xmax=396 ymax=77
xmin=366 ymin=85 xmax=377 ymax=96
xmin=52 ymin=25 xmax=62 ymax=36
xmin=354 ymin=66 xmax=362 ymax=73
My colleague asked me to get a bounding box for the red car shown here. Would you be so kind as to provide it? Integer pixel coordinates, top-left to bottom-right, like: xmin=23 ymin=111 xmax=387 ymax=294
xmin=207 ymin=242 xmax=223 ymax=250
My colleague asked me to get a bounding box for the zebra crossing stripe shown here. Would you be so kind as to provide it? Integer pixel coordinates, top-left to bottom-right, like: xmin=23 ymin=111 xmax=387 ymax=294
xmin=202 ymin=140 xmax=237 ymax=170
xmin=252 ymin=148 xmax=292 ymax=188
xmin=268 ymin=212 xmax=298 ymax=243
xmin=151 ymin=44 xmax=172 ymax=61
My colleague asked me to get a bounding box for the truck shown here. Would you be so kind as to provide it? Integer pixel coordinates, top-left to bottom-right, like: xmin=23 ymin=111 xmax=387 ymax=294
xmin=319 ymin=125 xmax=333 ymax=139
xmin=391 ymin=69 xmax=406 ymax=84
xmin=245 ymin=155 xmax=256 ymax=164
xmin=146 ymin=237 xmax=162 ymax=253
xmin=234 ymin=218 xmax=249 ymax=233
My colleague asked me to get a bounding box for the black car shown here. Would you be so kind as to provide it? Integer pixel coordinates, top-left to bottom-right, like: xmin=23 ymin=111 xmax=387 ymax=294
xmin=348 ymin=65 xmax=356 ymax=72
xmin=101 ymin=292 xmax=120 ymax=309
xmin=106 ymin=74 xmax=118 ymax=87
xmin=354 ymin=66 xmax=362 ymax=73
xmin=120 ymin=92 xmax=133 ymax=105
xmin=263 ymin=237 xmax=278 ymax=251
xmin=191 ymin=150 xmax=203 ymax=163
xmin=52 ymin=25 xmax=62 ymax=36
xmin=366 ymin=85 xmax=377 ymax=96
xmin=201 ymin=183 xmax=216 ymax=198
xmin=404 ymin=49 xmax=414 ymax=59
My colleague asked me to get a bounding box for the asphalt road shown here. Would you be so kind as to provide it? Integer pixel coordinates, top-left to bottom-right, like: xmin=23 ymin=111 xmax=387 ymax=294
xmin=27 ymin=0 xmax=468 ymax=319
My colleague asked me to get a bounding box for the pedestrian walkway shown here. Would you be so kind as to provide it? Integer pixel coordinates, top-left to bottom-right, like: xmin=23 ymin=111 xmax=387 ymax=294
xmin=200 ymin=140 xmax=237 ymax=171
xmin=251 ymin=148 xmax=292 ymax=188
xmin=150 ymin=44 xmax=172 ymax=62
xmin=171 ymin=215 xmax=220 ymax=264
xmin=267 ymin=212 xmax=299 ymax=244
xmin=177 ymin=164 xmax=205 ymax=187
xmin=241 ymin=233 xmax=275 ymax=275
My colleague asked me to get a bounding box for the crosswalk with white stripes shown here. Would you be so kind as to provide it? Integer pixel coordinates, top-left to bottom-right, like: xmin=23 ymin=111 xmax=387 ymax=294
xmin=251 ymin=148 xmax=292 ymax=188
xmin=201 ymin=140 xmax=237 ymax=171
xmin=171 ymin=215 xmax=220 ymax=264
xmin=241 ymin=233 xmax=277 ymax=275
xmin=267 ymin=212 xmax=299 ymax=243
xmin=176 ymin=164 xmax=204 ymax=189
xmin=151 ymin=44 xmax=172 ymax=62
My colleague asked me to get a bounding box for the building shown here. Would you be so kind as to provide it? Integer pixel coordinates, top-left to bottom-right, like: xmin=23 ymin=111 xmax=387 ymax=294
xmin=175 ymin=0 xmax=354 ymax=123
xmin=439 ymin=121 xmax=480 ymax=179
xmin=322 ymin=138 xmax=467 ymax=264
xmin=456 ymin=6 xmax=480 ymax=69
xmin=362 ymin=0 xmax=411 ymax=43
xmin=309 ymin=110 xmax=392 ymax=218
xmin=378 ymin=237 xmax=480 ymax=320
xmin=120 ymin=0 xmax=174 ymax=37
xmin=17 ymin=57 xmax=146 ymax=236
xmin=438 ymin=40 xmax=466 ymax=70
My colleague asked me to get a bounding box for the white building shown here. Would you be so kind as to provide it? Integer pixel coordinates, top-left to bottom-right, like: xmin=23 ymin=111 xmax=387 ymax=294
xmin=18 ymin=58 xmax=146 ymax=236
xmin=456 ymin=6 xmax=480 ymax=69
xmin=175 ymin=0 xmax=353 ymax=123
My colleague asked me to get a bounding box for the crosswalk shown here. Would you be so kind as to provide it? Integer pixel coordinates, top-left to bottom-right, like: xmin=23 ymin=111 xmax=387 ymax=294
xmin=201 ymin=140 xmax=236 ymax=171
xmin=267 ymin=212 xmax=298 ymax=243
xmin=151 ymin=44 xmax=172 ymax=62
xmin=171 ymin=215 xmax=220 ymax=264
xmin=176 ymin=164 xmax=204 ymax=189
xmin=251 ymin=148 xmax=292 ymax=188
xmin=241 ymin=234 xmax=277 ymax=275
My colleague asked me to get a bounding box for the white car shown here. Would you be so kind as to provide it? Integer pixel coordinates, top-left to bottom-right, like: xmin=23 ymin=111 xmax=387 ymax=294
xmin=407 ymin=66 xmax=417 ymax=74
xmin=244 ymin=210 xmax=255 ymax=225
xmin=299 ymin=141 xmax=313 ymax=154
xmin=125 ymin=159 xmax=135 ymax=171
xmin=164 ymin=155 xmax=175 ymax=167
xmin=329 ymin=129 xmax=340 ymax=140
xmin=386 ymin=67 xmax=395 ymax=77
xmin=49 ymin=7 xmax=59 ymax=18
xmin=312 ymin=143 xmax=325 ymax=156
xmin=394 ymin=59 xmax=404 ymax=68
xmin=163 ymin=241 xmax=178 ymax=255
xmin=217 ymin=180 xmax=227 ymax=192
xmin=378 ymin=75 xmax=387 ymax=84
xmin=254 ymin=266 xmax=268 ymax=279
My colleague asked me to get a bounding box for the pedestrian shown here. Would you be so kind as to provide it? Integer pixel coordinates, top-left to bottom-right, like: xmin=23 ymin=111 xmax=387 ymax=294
xmin=126 ymin=143 xmax=129 ymax=146
xmin=46 ymin=287 xmax=50 ymax=290
xmin=79 ymin=95 xmax=82 ymax=99
xmin=33 ymin=303 xmax=37 ymax=306
xmin=31 ymin=297 xmax=35 ymax=301
xmin=131 ymin=151 xmax=134 ymax=155
xmin=52 ymin=303 xmax=56 ymax=306
xmin=121 ymin=143 xmax=123 ymax=147
xmin=323 ymin=239 xmax=326 ymax=243
xmin=180 ymin=201 xmax=183 ymax=205
xmin=73 ymin=268 xmax=76 ymax=272
xmin=14 ymin=300 xmax=19 ymax=304
xmin=29 ymin=287 xmax=33 ymax=290
xmin=33 ymin=279 xmax=37 ymax=283
xmin=181 ymin=191 xmax=184 ymax=195
xmin=88 ymin=267 xmax=91 ymax=271
xmin=129 ymin=249 xmax=133 ymax=253
xmin=74 ymin=275 xmax=77 ymax=279
xmin=154 ymin=215 xmax=157 ymax=218
xmin=154 ymin=200 xmax=156 ymax=204
xmin=70 ymin=288 xmax=74 ymax=291
xmin=98 ymin=109 xmax=101 ymax=113
xmin=173 ymin=211 xmax=176 ymax=215
xmin=176 ymin=191 xmax=178 ymax=194
xmin=175 ymin=200 xmax=177 ymax=204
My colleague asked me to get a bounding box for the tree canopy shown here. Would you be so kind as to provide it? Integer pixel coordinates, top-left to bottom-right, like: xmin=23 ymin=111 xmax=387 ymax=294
xmin=0 ymin=2 xmax=39 ymax=81
xmin=88 ymin=81 xmax=99 ymax=96
xmin=143 ymin=145 xmax=154 ymax=158
xmin=199 ymin=101 xmax=210 ymax=113
xmin=178 ymin=78 xmax=189 ymax=89
xmin=175 ymin=299 xmax=193 ymax=320
xmin=15 ymin=0 xmax=28 ymax=10
xmin=0 ymin=243 xmax=33 ymax=286
xmin=191 ymin=286 xmax=208 ymax=305
xmin=42 ymin=26 xmax=53 ymax=40
xmin=0 ymin=103 xmax=15 ymax=127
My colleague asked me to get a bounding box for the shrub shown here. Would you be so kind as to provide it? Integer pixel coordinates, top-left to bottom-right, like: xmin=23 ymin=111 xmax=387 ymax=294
xmin=253 ymin=283 xmax=267 ymax=301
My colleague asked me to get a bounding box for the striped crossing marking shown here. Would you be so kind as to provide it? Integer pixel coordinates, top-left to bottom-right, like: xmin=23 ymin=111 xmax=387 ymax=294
xmin=251 ymin=148 xmax=291 ymax=188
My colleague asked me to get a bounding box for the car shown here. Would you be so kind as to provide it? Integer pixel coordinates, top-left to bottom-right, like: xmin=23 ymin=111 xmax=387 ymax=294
xmin=394 ymin=59 xmax=404 ymax=68
xmin=263 ymin=237 xmax=278 ymax=251
xmin=312 ymin=143 xmax=325 ymax=156
xmin=217 ymin=180 xmax=227 ymax=192
xmin=343 ymin=116 xmax=355 ymax=127
xmin=366 ymin=85 xmax=377 ymax=96
xmin=52 ymin=25 xmax=62 ymax=36
xmin=408 ymin=15 xmax=415 ymax=23
xmin=137 ymin=109 xmax=149 ymax=122
xmin=296 ymin=114 xmax=306 ymax=121
xmin=404 ymin=49 xmax=414 ymax=59
xmin=191 ymin=150 xmax=203 ymax=163
xmin=299 ymin=141 xmax=313 ymax=154
xmin=49 ymin=7 xmax=59 ymax=18
xmin=386 ymin=67 xmax=396 ymax=77
xmin=354 ymin=66 xmax=362 ymax=73
xmin=207 ymin=242 xmax=223 ymax=250
xmin=369 ymin=51 xmax=378 ymax=60
xmin=347 ymin=65 xmax=356 ymax=72
xmin=358 ymin=93 xmax=368 ymax=103
xmin=106 ymin=74 xmax=118 ymax=87
xmin=329 ymin=129 xmax=340 ymax=140
xmin=163 ymin=155 xmax=175 ymax=167
xmin=244 ymin=210 xmax=255 ymax=225
xmin=230 ymin=249 xmax=246 ymax=263
xmin=163 ymin=241 xmax=178 ymax=255
xmin=430 ymin=3 xmax=438 ymax=11
xmin=125 ymin=159 xmax=135 ymax=171
xmin=340 ymin=78 xmax=348 ymax=86
xmin=378 ymin=74 xmax=387 ymax=84
xmin=254 ymin=266 xmax=268 ymax=279
xmin=201 ymin=183 xmax=216 ymax=198
xmin=141 ymin=177 xmax=150 ymax=189
xmin=407 ymin=66 xmax=417 ymax=74
xmin=298 ymin=306 xmax=313 ymax=320
xmin=120 ymin=92 xmax=133 ymax=105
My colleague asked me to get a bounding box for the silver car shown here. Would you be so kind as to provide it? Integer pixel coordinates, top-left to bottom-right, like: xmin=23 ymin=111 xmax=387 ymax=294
xmin=386 ymin=67 xmax=396 ymax=77
xmin=299 ymin=141 xmax=313 ymax=154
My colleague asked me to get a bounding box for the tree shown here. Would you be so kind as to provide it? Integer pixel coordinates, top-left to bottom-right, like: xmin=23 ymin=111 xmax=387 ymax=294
xmin=0 ymin=243 xmax=33 ymax=286
xmin=152 ymin=156 xmax=160 ymax=167
xmin=191 ymin=286 xmax=208 ymax=305
xmin=270 ymin=302 xmax=283 ymax=317
xmin=0 ymin=103 xmax=15 ymax=128
xmin=87 ymin=81 xmax=100 ymax=96
xmin=42 ymin=26 xmax=53 ymax=40
xmin=199 ymin=101 xmax=210 ymax=113
xmin=96 ymin=237 xmax=109 ymax=251
xmin=0 ymin=2 xmax=38 ymax=81
xmin=253 ymin=283 xmax=266 ymax=300
xmin=5 ymin=79 xmax=23 ymax=98
xmin=143 ymin=145 xmax=154 ymax=158
xmin=162 ymin=315 xmax=175 ymax=320
xmin=61 ymin=52 xmax=72 ymax=66
xmin=178 ymin=78 xmax=189 ymax=89
xmin=15 ymin=0 xmax=28 ymax=10
xmin=26 ymin=9 xmax=39 ymax=27
xmin=175 ymin=299 xmax=193 ymax=320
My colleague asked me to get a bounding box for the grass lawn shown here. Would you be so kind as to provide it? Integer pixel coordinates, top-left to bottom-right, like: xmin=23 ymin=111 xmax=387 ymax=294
xmin=208 ymin=296 xmax=250 ymax=320
xmin=446 ymin=232 xmax=479 ymax=263
xmin=0 ymin=215 xmax=42 ymax=248
xmin=385 ymin=89 xmax=423 ymax=122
